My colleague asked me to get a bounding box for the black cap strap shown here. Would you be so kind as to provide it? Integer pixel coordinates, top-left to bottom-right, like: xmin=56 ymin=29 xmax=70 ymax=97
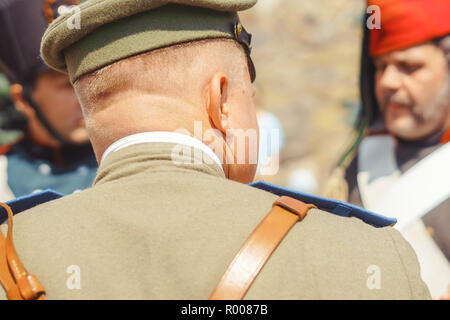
xmin=233 ymin=22 xmax=256 ymax=82
xmin=22 ymin=85 xmax=72 ymax=146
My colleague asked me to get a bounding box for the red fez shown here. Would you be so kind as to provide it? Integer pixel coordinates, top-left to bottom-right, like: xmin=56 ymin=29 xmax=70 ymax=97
xmin=369 ymin=0 xmax=450 ymax=57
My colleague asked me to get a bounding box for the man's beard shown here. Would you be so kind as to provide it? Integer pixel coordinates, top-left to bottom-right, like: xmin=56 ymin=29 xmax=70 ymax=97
xmin=421 ymin=73 xmax=450 ymax=123
xmin=382 ymin=73 xmax=450 ymax=125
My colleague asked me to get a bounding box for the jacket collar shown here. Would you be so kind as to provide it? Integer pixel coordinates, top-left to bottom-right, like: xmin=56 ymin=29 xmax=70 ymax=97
xmin=101 ymin=132 xmax=222 ymax=167
xmin=95 ymin=133 xmax=226 ymax=186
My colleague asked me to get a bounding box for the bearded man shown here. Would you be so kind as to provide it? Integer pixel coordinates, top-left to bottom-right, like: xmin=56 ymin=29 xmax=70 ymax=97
xmin=337 ymin=0 xmax=450 ymax=298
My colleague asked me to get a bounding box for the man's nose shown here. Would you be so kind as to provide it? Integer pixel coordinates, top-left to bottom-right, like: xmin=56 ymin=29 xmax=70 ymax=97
xmin=379 ymin=64 xmax=403 ymax=91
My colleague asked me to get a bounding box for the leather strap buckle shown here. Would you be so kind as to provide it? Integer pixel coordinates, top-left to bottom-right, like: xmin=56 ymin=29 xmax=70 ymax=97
xmin=274 ymin=196 xmax=316 ymax=220
xmin=210 ymin=196 xmax=316 ymax=300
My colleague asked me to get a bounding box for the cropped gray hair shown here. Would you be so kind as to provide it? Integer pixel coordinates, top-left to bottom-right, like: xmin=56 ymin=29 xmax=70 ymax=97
xmin=436 ymin=34 xmax=450 ymax=66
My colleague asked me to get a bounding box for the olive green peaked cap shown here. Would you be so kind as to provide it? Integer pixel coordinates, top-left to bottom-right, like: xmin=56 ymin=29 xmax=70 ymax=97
xmin=40 ymin=0 xmax=257 ymax=83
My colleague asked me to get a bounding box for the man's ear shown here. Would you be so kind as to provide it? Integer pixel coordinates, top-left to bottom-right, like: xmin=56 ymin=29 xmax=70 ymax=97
xmin=9 ymin=84 xmax=35 ymax=118
xmin=206 ymin=72 xmax=230 ymax=135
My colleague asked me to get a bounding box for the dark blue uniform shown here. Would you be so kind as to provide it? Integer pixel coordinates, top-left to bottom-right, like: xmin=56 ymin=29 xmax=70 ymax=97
xmin=0 ymin=138 xmax=97 ymax=201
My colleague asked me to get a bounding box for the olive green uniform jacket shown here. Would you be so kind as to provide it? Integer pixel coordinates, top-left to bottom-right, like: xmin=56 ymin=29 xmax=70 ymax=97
xmin=1 ymin=143 xmax=430 ymax=299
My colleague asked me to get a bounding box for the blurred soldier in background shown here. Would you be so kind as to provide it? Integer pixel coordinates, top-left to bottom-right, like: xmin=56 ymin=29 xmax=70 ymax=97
xmin=329 ymin=0 xmax=450 ymax=299
xmin=0 ymin=0 xmax=97 ymax=201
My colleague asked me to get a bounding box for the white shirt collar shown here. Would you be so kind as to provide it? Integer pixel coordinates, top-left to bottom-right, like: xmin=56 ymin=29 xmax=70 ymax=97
xmin=101 ymin=132 xmax=223 ymax=172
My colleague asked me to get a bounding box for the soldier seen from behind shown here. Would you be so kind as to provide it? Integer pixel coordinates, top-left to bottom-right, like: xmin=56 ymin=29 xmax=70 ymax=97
xmin=0 ymin=0 xmax=97 ymax=201
xmin=0 ymin=0 xmax=430 ymax=300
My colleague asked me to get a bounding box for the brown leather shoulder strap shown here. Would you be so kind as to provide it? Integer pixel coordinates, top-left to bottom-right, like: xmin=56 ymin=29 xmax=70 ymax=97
xmin=0 ymin=202 xmax=46 ymax=300
xmin=1 ymin=196 xmax=315 ymax=300
xmin=209 ymin=196 xmax=316 ymax=300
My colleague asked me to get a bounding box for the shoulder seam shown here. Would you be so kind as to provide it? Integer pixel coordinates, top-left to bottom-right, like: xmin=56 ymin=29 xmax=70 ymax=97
xmin=385 ymin=228 xmax=414 ymax=298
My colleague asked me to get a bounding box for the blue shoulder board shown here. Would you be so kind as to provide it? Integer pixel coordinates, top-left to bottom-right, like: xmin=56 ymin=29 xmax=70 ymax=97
xmin=2 ymin=183 xmax=396 ymax=228
xmin=0 ymin=190 xmax=64 ymax=225
xmin=249 ymin=181 xmax=396 ymax=228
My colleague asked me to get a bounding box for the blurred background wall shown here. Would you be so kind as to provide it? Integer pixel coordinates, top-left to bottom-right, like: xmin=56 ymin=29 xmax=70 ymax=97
xmin=241 ymin=0 xmax=365 ymax=193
